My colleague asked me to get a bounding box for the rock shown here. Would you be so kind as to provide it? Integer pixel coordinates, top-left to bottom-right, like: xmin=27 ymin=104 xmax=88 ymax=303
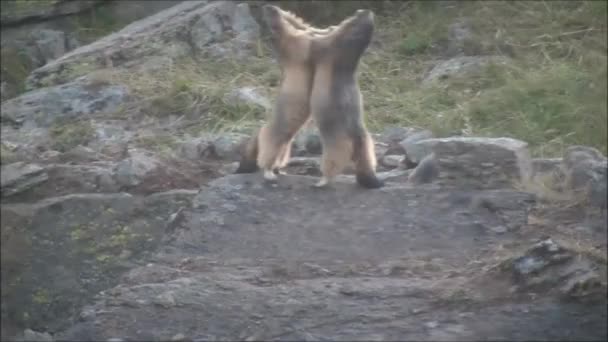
xmin=425 ymin=321 xmax=439 ymax=329
xmin=226 ymin=86 xmax=271 ymax=110
xmin=380 ymin=126 xmax=414 ymax=143
xmin=505 ymin=238 xmax=604 ymax=299
xmin=398 ymin=129 xmax=434 ymax=157
xmin=1 ymin=77 xmax=129 ymax=128
xmin=423 ymin=56 xmax=507 ymax=84
xmin=1 ymin=125 xmax=52 ymax=158
xmin=285 ymin=156 xmax=322 ymax=176
xmin=294 ymin=127 xmax=322 ymax=155
xmin=408 ymin=153 xmax=439 ymax=185
xmin=380 ymin=155 xmax=404 ymax=169
xmin=304 ymin=132 xmax=322 ymax=155
xmin=114 ymin=149 xmax=161 ymax=188
xmin=23 ymin=163 xmax=119 ymax=200
xmin=177 ymin=137 xmax=212 ymax=161
xmin=1 ymin=162 xmax=48 ymax=197
xmin=403 ymin=137 xmax=532 ymax=189
xmin=26 ymin=1 xmax=259 ymax=90
xmin=561 ymin=146 xmax=607 ymax=208
xmin=209 ymin=133 xmax=248 ymax=161
xmin=531 ymin=158 xmax=563 ymax=178
xmin=171 ymin=333 xmax=187 ymax=341
xmin=445 ymin=20 xmax=473 ymax=57
xmin=51 ymin=174 xmax=606 ymax=342
xmin=1 ymin=190 xmax=196 ymax=338
xmin=29 ymin=29 xmax=68 ymax=65
xmin=60 ymin=145 xmax=102 ymax=163
xmin=16 ymin=329 xmax=53 ymax=342
xmin=0 ymin=0 xmax=103 ymax=27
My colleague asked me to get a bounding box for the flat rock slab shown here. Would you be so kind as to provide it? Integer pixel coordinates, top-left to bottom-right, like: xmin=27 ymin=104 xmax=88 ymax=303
xmin=55 ymin=174 xmax=607 ymax=341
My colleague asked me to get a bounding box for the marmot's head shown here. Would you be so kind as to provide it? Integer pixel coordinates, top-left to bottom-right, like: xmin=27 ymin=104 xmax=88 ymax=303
xmin=262 ymin=5 xmax=312 ymax=64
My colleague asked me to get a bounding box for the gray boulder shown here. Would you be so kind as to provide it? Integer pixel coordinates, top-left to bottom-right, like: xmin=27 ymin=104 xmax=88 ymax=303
xmin=1 ymin=190 xmax=197 ymax=338
xmin=1 ymin=162 xmax=48 ymax=197
xmin=114 ymin=149 xmax=161 ymax=188
xmin=26 ymin=1 xmax=258 ymax=90
xmin=423 ymin=56 xmax=507 ymax=84
xmin=1 ymin=77 xmax=129 ymax=128
xmin=562 ymin=146 xmax=607 ymax=209
xmin=51 ymin=174 xmax=604 ymax=341
xmin=404 ymin=137 xmax=532 ymax=189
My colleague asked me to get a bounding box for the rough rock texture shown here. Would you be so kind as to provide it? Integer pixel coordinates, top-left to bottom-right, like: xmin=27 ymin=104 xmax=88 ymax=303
xmin=1 ymin=76 xmax=129 ymax=127
xmin=25 ymin=1 xmax=258 ymax=90
xmin=423 ymin=56 xmax=507 ymax=84
xmin=51 ymin=174 xmax=606 ymax=341
xmin=1 ymin=162 xmax=48 ymax=197
xmin=0 ymin=0 xmax=102 ymax=27
xmin=1 ymin=190 xmax=198 ymax=339
xmin=562 ymin=145 xmax=607 ymax=209
xmin=403 ymin=137 xmax=533 ymax=189
xmin=503 ymin=238 xmax=605 ymax=299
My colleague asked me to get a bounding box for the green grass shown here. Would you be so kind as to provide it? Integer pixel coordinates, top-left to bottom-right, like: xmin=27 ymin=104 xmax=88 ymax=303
xmin=147 ymin=0 xmax=603 ymax=157
xmin=8 ymin=0 xmax=603 ymax=157
xmin=49 ymin=120 xmax=95 ymax=152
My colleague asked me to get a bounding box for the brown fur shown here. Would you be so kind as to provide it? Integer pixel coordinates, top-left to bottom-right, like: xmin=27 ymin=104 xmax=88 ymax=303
xmin=236 ymin=7 xmax=382 ymax=188
xmin=235 ymin=5 xmax=334 ymax=177
xmin=308 ymin=9 xmax=383 ymax=188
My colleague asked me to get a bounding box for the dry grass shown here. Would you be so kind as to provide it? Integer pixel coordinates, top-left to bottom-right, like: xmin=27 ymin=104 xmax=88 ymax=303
xmin=128 ymin=0 xmax=605 ymax=157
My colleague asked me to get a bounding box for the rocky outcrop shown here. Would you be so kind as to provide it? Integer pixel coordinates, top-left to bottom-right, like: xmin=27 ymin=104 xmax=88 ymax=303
xmin=1 ymin=0 xmax=261 ymax=174
xmin=1 ymin=162 xmax=48 ymax=197
xmin=402 ymin=137 xmax=532 ymax=189
xmin=1 ymin=76 xmax=129 ymax=127
xmin=0 ymin=1 xmax=102 ymax=27
xmin=51 ymin=174 xmax=606 ymax=341
xmin=25 ymin=1 xmax=257 ymax=90
xmin=562 ymin=146 xmax=607 ymax=209
xmin=1 ymin=190 xmax=198 ymax=339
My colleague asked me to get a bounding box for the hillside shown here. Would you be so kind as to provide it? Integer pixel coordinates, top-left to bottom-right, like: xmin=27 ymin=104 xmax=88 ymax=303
xmin=1 ymin=1 xmax=606 ymax=341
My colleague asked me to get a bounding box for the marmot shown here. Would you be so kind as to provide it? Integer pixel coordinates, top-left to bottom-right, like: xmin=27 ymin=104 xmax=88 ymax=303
xmin=308 ymin=9 xmax=383 ymax=188
xmin=234 ymin=5 xmax=333 ymax=179
xmin=236 ymin=6 xmax=382 ymax=189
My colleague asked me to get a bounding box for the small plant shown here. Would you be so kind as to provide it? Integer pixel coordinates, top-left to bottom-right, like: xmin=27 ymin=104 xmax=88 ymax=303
xmin=49 ymin=120 xmax=96 ymax=152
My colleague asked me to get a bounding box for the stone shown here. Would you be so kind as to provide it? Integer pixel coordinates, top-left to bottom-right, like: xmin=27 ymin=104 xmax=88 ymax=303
xmin=404 ymin=137 xmax=532 ymax=189
xmin=293 ymin=127 xmax=322 ymax=156
xmin=0 ymin=0 xmax=102 ymax=26
xmin=26 ymin=1 xmax=259 ymax=90
xmin=408 ymin=153 xmax=439 ymax=185
xmin=29 ymin=29 xmax=67 ymax=65
xmin=1 ymin=77 xmax=129 ymax=128
xmin=506 ymin=238 xmax=604 ymax=299
xmin=381 ymin=126 xmax=414 ymax=143
xmin=17 ymin=329 xmax=53 ymax=342
xmin=423 ymin=56 xmax=507 ymax=84
xmin=226 ymin=87 xmax=271 ymax=110
xmin=1 ymin=162 xmax=48 ymax=197
xmin=210 ymin=133 xmax=248 ymax=161
xmin=380 ymin=155 xmax=404 ymax=169
xmin=1 ymin=190 xmax=197 ymax=338
xmin=398 ymin=129 xmax=434 ymax=157
xmin=50 ymin=174 xmax=606 ymax=342
xmin=114 ymin=149 xmax=161 ymax=187
xmin=562 ymin=146 xmax=607 ymax=209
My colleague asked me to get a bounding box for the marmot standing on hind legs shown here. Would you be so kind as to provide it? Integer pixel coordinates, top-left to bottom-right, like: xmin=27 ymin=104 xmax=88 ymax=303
xmin=235 ymin=6 xmax=383 ymax=189
xmin=308 ymin=9 xmax=383 ymax=189
xmin=234 ymin=5 xmax=333 ymax=179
